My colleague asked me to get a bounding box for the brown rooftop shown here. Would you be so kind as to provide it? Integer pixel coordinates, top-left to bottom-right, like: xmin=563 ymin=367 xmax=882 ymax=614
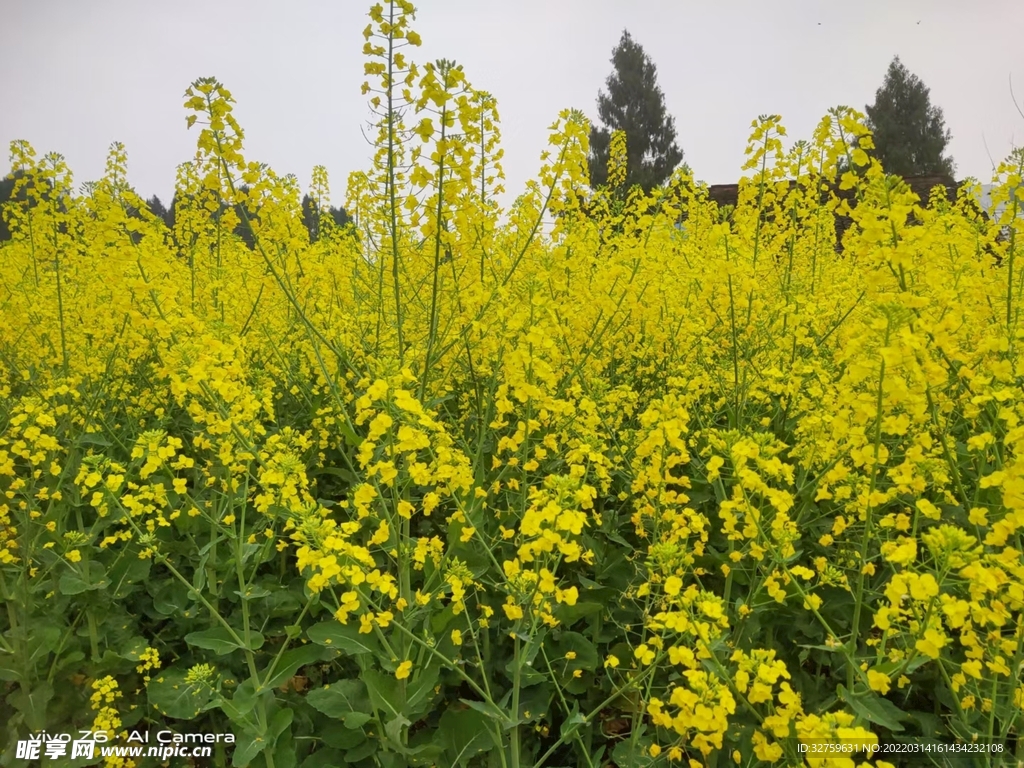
xmin=705 ymin=173 xmax=959 ymax=210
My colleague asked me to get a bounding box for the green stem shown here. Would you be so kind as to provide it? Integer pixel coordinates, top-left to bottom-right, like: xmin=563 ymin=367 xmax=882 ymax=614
xmin=421 ymin=97 xmax=448 ymax=400
xmin=529 ymin=656 xmax=662 ymax=768
xmin=847 ymin=320 xmax=890 ymax=689
xmin=511 ymin=634 xmax=522 ymax=768
xmin=386 ymin=0 xmax=405 ymax=362
xmin=259 ymin=597 xmax=315 ymax=693
xmin=155 ymin=553 xmax=261 ymax=685
xmin=539 ymin=646 xmax=596 ymax=768
xmin=724 ymin=237 xmax=742 ymax=427
xmin=87 ymin=611 xmax=100 ymax=662
xmin=52 ymin=218 xmax=69 ymax=378
xmin=1004 ymin=156 xmax=1021 ymax=344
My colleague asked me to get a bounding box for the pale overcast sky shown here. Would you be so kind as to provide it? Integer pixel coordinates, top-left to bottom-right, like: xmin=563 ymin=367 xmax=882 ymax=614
xmin=2 ymin=0 xmax=1022 ymax=209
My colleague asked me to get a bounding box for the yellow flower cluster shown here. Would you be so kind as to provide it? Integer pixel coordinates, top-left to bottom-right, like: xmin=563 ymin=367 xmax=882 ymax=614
xmin=90 ymin=676 xmax=134 ymax=768
xmin=2 ymin=6 xmax=1023 ymax=763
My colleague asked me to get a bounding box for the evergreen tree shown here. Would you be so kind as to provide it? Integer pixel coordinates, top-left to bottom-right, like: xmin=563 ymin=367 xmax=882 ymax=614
xmin=328 ymin=205 xmax=351 ymax=230
xmin=0 ymin=170 xmax=42 ymax=242
xmin=163 ymin=194 xmax=177 ymax=231
xmin=301 ymin=194 xmax=351 ymax=243
xmin=865 ymin=56 xmax=955 ymax=177
xmin=145 ymin=195 xmax=168 ymax=223
xmin=588 ymin=30 xmax=683 ymax=194
xmin=230 ymin=186 xmax=256 ymax=250
xmin=0 ymin=173 xmax=18 ymax=241
xmin=301 ymin=194 xmax=321 ymax=243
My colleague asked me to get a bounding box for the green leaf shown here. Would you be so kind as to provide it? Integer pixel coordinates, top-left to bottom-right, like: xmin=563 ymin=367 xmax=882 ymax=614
xmin=612 ymin=731 xmax=654 ymax=768
xmin=147 ymin=668 xmax=213 ymax=720
xmin=514 ymin=683 xmax=553 ymax=725
xmin=185 ymin=626 xmax=264 ymax=655
xmin=903 ymin=654 xmax=932 ymax=674
xmin=514 ymin=627 xmax=547 ymax=675
xmin=459 ymin=697 xmax=514 ymax=728
xmin=78 ymin=432 xmax=111 ymax=448
xmin=8 ymin=682 xmax=53 ymax=731
xmin=439 ymin=706 xmax=497 ymax=765
xmin=300 ymin=748 xmax=345 ymax=768
xmin=273 ymin=726 xmax=297 ymax=768
xmin=405 ymin=657 xmax=441 ymax=717
xmin=108 ymin=556 xmax=151 ymax=598
xmin=260 ymin=643 xmax=333 ymax=691
xmin=320 ymin=720 xmax=367 ymax=749
xmin=151 ymin=579 xmax=192 ymax=616
xmin=0 ymin=653 xmax=23 ymax=682
xmin=307 ymin=620 xmax=379 ymax=656
xmin=306 ymin=680 xmax=373 ymax=729
xmin=58 ymin=561 xmax=109 ymax=595
xmin=504 ymin=656 xmax=546 ymax=687
xmin=797 ymin=643 xmax=845 ymax=654
xmin=549 ymin=630 xmax=599 ymax=693
xmin=240 ymin=542 xmax=263 ymax=565
xmin=268 ymin=706 xmax=294 ymax=742
xmin=838 ymin=684 xmax=907 ymax=732
xmin=555 ymin=600 xmax=604 ymax=624
xmin=217 ymin=680 xmax=259 ymax=722
xmin=384 ymin=714 xmax=412 ymax=748
xmin=559 ymin=700 xmax=587 ymax=741
xmin=550 ymin=631 xmax=599 ymax=668
xmin=363 ymin=669 xmax=404 ymax=720
xmin=22 ymin=622 xmax=60 ymax=666
xmin=234 ymin=584 xmax=272 ymax=601
xmin=344 ymin=739 xmax=378 ymax=763
xmin=905 ymin=710 xmax=944 ymax=738
xmin=191 ymin=555 xmax=209 ymax=594
xmin=266 ymin=584 xmax=305 ymax=617
xmin=119 ymin=636 xmax=152 ymax=662
xmin=311 ymin=466 xmax=357 ymax=485
xmin=231 ymin=726 xmax=267 ymax=768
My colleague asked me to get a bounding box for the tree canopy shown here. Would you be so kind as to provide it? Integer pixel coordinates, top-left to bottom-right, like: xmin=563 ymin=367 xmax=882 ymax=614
xmin=865 ymin=56 xmax=955 ymax=178
xmin=588 ymin=30 xmax=683 ymax=195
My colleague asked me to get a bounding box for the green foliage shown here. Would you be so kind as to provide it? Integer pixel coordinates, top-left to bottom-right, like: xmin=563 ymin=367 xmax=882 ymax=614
xmin=587 ymin=31 xmax=683 ymax=195
xmin=145 ymin=195 xmax=168 ymax=223
xmin=0 ymin=170 xmax=34 ymax=242
xmin=864 ymin=56 xmax=956 ymax=177
xmin=300 ymin=194 xmax=351 ymax=244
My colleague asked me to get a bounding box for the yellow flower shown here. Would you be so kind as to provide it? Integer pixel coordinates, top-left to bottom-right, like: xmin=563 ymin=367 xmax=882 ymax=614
xmin=706 ymin=455 xmax=724 ymax=481
xmin=867 ymin=669 xmax=891 ymax=694
xmin=880 ymin=537 xmax=917 ymax=566
xmin=634 ymin=644 xmax=655 ymax=665
xmin=395 ymin=660 xmax=413 ymax=680
xmin=66 ymin=549 xmax=82 ymax=563
xmin=555 ymin=586 xmax=578 ymax=606
xmin=915 ymin=628 xmax=948 ymax=659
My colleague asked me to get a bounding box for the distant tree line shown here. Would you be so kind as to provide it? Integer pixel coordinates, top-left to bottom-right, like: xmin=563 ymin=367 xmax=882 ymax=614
xmin=142 ymin=193 xmax=350 ymax=248
xmin=0 ymin=177 xmax=350 ymax=246
xmin=587 ymin=32 xmax=957 ymax=198
xmin=0 ymin=50 xmax=966 ymax=246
